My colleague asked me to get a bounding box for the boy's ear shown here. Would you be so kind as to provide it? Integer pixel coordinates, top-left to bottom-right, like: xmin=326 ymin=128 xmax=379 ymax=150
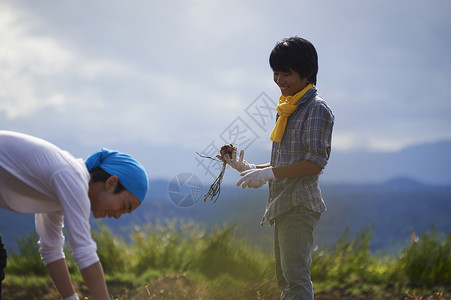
xmin=105 ymin=175 xmax=119 ymax=191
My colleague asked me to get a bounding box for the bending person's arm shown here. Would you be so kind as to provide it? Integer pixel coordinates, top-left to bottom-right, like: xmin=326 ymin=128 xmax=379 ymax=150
xmin=46 ymin=258 xmax=76 ymax=298
xmin=46 ymin=172 xmax=110 ymax=299
xmin=46 ymin=259 xmax=109 ymax=300
xmin=80 ymin=261 xmax=110 ymax=300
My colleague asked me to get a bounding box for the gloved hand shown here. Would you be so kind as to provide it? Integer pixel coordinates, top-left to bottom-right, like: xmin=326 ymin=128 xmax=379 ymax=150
xmin=216 ymin=149 xmax=256 ymax=173
xmin=236 ymin=167 xmax=275 ymax=189
xmin=63 ymin=294 xmax=80 ymax=300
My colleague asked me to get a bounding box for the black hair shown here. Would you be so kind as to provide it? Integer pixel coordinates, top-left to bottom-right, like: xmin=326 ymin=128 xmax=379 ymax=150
xmin=89 ymin=166 xmax=126 ymax=194
xmin=269 ymin=37 xmax=319 ymax=85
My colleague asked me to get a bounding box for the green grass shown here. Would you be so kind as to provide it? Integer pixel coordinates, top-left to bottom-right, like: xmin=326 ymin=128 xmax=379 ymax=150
xmin=3 ymin=220 xmax=450 ymax=299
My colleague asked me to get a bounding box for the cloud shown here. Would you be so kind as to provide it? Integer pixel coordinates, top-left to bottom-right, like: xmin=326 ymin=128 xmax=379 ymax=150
xmin=1 ymin=0 xmax=450 ymax=157
xmin=0 ymin=1 xmax=274 ymax=149
xmin=0 ymin=5 xmax=71 ymax=118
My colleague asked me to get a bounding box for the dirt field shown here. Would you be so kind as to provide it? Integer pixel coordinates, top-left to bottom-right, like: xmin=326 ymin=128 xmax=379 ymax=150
xmin=3 ymin=274 xmax=448 ymax=300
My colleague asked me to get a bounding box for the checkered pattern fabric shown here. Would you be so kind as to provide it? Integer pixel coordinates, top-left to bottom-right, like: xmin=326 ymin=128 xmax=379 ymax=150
xmin=261 ymin=87 xmax=334 ymax=225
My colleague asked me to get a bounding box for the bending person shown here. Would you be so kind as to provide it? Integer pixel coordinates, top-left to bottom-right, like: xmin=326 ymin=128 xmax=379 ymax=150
xmin=0 ymin=130 xmax=149 ymax=300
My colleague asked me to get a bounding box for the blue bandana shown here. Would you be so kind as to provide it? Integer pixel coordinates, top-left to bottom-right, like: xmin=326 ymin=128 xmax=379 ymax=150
xmin=85 ymin=148 xmax=148 ymax=202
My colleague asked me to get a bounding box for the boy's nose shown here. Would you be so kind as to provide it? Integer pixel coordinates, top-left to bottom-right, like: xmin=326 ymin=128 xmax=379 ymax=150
xmin=275 ymin=75 xmax=284 ymax=84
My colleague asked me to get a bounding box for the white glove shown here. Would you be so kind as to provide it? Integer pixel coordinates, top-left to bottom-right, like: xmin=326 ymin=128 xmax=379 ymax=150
xmin=236 ymin=167 xmax=275 ymax=189
xmin=217 ymin=149 xmax=256 ymax=172
xmin=63 ymin=294 xmax=80 ymax=300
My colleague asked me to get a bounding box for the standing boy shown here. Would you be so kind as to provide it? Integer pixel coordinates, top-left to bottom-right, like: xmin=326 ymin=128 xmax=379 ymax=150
xmin=223 ymin=37 xmax=334 ymax=299
xmin=0 ymin=130 xmax=149 ymax=300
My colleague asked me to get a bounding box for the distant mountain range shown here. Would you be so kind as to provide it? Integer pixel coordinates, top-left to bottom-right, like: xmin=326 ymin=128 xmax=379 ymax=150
xmin=1 ymin=139 xmax=450 ymax=255
xmin=2 ymin=177 xmax=450 ymax=256
xmin=62 ymin=138 xmax=451 ymax=186
xmin=320 ymin=140 xmax=451 ymax=185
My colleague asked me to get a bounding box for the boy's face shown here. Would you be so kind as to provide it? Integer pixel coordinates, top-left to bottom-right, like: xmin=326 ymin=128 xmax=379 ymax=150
xmin=273 ymin=68 xmax=308 ymax=96
xmin=90 ymin=176 xmax=141 ymax=219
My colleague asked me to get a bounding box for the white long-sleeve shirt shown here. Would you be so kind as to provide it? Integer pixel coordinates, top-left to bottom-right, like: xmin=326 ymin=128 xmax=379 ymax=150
xmin=0 ymin=131 xmax=99 ymax=269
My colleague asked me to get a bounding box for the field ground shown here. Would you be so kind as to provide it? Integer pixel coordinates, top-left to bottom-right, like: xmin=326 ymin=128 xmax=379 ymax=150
xmin=3 ymin=225 xmax=449 ymax=300
xmin=2 ymin=274 xmax=450 ymax=300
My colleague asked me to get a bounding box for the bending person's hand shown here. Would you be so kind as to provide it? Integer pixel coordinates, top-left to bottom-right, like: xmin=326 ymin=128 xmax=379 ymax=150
xmin=236 ymin=167 xmax=275 ymax=189
xmin=217 ymin=150 xmax=256 ymax=173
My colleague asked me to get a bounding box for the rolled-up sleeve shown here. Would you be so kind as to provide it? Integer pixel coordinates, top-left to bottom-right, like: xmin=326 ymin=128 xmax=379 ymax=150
xmin=35 ymin=211 xmax=65 ymax=265
xmin=50 ymin=170 xmax=99 ymax=270
xmin=302 ymin=102 xmax=334 ymax=169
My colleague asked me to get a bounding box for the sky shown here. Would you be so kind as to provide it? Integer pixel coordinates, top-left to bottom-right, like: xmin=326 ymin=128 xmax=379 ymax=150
xmin=1 ymin=0 xmax=451 ymax=183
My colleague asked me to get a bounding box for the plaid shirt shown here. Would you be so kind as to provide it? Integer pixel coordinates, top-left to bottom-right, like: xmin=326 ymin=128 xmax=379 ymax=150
xmin=261 ymin=87 xmax=334 ymax=225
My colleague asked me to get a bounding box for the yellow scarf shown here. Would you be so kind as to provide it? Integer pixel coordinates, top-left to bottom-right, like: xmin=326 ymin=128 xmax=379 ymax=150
xmin=270 ymin=83 xmax=314 ymax=143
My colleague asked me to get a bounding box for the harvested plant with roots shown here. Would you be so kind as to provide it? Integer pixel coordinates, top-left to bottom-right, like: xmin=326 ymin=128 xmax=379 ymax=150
xmin=198 ymin=144 xmax=236 ymax=203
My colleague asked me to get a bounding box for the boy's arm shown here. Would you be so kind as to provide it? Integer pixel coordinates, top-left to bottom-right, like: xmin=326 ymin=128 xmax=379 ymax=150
xmin=80 ymin=261 xmax=110 ymax=300
xmin=256 ymin=163 xmax=271 ymax=169
xmin=237 ymin=160 xmax=321 ymax=188
xmin=272 ymin=160 xmax=322 ymax=178
xmin=47 ymin=259 xmax=110 ymax=300
xmin=46 ymin=258 xmax=76 ymax=298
